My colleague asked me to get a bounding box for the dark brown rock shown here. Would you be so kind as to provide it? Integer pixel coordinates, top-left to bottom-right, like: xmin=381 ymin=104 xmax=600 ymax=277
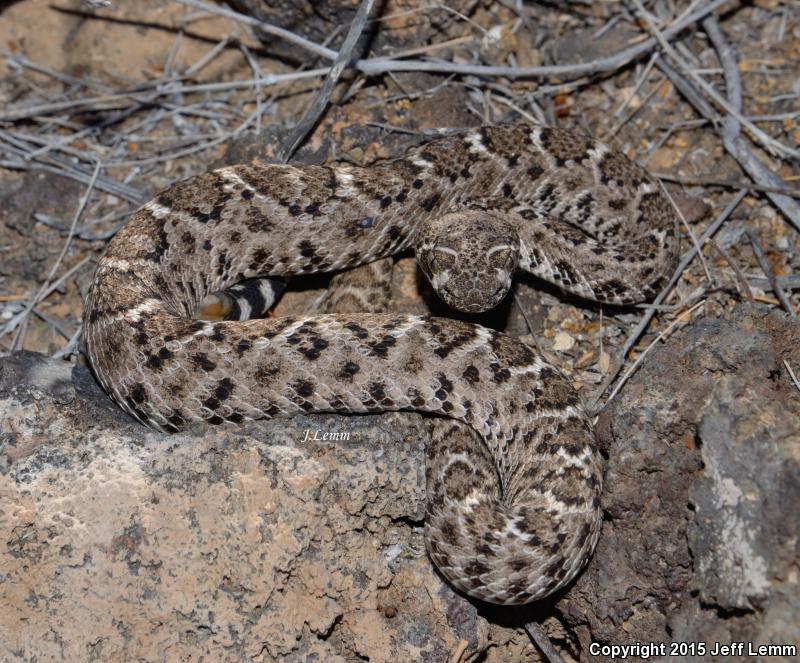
xmin=553 ymin=305 xmax=800 ymax=661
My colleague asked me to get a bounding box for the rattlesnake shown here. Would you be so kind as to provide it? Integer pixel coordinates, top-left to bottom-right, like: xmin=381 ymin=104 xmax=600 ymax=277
xmin=83 ymin=124 xmax=679 ymax=605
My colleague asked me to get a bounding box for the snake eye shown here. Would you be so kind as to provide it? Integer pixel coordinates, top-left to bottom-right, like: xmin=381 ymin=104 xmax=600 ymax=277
xmin=487 ymin=246 xmax=514 ymax=270
xmin=431 ymin=248 xmax=457 ymax=271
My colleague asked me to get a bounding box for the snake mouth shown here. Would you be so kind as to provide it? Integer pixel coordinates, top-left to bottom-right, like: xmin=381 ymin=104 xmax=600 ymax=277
xmin=439 ymin=291 xmax=499 ymax=314
xmin=438 ymin=281 xmax=508 ymax=313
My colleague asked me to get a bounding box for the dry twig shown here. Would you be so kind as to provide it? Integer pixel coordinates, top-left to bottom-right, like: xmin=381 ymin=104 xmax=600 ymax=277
xmin=746 ymin=229 xmax=798 ymax=321
xmin=784 ymin=360 xmax=800 ymax=393
xmin=278 ymin=0 xmax=374 ymax=162
xmin=524 ymin=621 xmax=566 ymax=663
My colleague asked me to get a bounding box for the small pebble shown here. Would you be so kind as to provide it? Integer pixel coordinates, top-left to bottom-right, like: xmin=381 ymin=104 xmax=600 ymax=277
xmin=552 ymin=331 xmax=575 ymax=351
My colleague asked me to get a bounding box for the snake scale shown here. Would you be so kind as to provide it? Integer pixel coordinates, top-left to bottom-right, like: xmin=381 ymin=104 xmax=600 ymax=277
xmin=84 ymin=124 xmax=679 ymax=605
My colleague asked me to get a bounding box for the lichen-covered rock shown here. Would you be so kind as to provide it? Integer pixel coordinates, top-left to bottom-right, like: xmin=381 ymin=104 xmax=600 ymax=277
xmin=0 ymin=352 xmax=485 ymax=661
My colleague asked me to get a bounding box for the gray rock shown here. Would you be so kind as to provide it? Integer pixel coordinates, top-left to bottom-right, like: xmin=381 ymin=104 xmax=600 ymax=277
xmin=555 ymin=305 xmax=800 ymax=662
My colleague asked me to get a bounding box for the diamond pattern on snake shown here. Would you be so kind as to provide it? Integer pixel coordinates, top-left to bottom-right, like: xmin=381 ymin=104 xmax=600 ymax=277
xmin=83 ymin=123 xmax=679 ymax=605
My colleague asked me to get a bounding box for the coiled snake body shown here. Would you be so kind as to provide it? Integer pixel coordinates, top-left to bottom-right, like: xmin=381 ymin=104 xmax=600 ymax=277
xmin=84 ymin=124 xmax=678 ymax=605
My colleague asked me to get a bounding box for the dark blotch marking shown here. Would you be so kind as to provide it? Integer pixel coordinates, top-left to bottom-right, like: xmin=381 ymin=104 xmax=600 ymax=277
xmin=479 ymin=127 xmax=495 ymax=150
xmin=167 ymin=410 xmax=185 ymax=429
xmin=464 ymin=560 xmax=490 ymax=577
xmin=299 ymin=240 xmax=316 ymax=258
xmin=214 ymin=378 xmax=234 ymax=401
xmin=292 ymin=379 xmax=315 ymax=398
xmin=195 ymin=204 xmax=225 ymax=224
xmin=130 ymin=383 xmax=147 ymax=405
xmin=369 ymin=334 xmax=397 ymax=358
xmin=421 ymin=192 xmax=441 ymax=212
xmin=368 ymin=381 xmax=387 ymax=402
xmin=303 ymin=336 xmax=329 ymax=360
xmin=462 ymin=365 xmax=480 ymax=385
xmin=192 ymin=353 xmax=217 ymax=372
xmin=181 ymin=231 xmax=196 ymax=255
xmin=338 ymin=361 xmax=360 ymax=380
xmin=508 ymin=557 xmax=528 ymax=572
xmin=527 ymin=164 xmax=544 ymax=180
xmin=344 ymin=322 xmax=369 ymax=340
xmin=144 ymin=228 xmax=170 ymax=263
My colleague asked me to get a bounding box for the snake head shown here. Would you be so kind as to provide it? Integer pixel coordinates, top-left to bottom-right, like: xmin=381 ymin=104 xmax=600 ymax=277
xmin=417 ymin=210 xmax=520 ymax=313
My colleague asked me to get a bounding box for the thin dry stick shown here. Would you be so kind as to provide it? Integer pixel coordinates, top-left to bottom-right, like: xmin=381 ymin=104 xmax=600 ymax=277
xmin=184 ymin=34 xmax=232 ymax=76
xmin=7 ymin=162 xmax=101 ymax=349
xmin=448 ymin=639 xmax=469 ymax=663
xmin=3 ymin=255 xmax=94 ymax=346
xmin=784 ymin=360 xmax=800 ymax=393
xmin=603 ymin=52 xmax=661 ymax=138
xmin=605 ymin=75 xmax=665 ymax=139
xmin=32 ymin=307 xmax=73 ymax=340
xmin=702 ymin=14 xmax=800 ymax=232
xmin=4 ymin=53 xmax=110 ymax=91
xmin=626 ymin=190 xmax=746 ymax=359
xmin=524 ymin=621 xmax=566 ymax=663
xmin=707 ymin=238 xmax=754 ymax=302
xmin=52 ymin=326 xmax=83 ymax=360
xmin=239 ymin=42 xmax=266 ymax=135
xmin=656 ymin=57 xmax=800 ymax=236
xmin=173 ymin=0 xmax=338 ymax=60
xmin=0 ymin=70 xmax=330 ymax=122
xmin=278 ymin=0 xmax=374 ymax=162
xmin=745 ymin=229 xmax=798 ymax=321
xmin=0 ymin=131 xmax=146 ymax=203
xmin=663 ymin=185 xmax=712 ymax=285
xmin=644 ymin=118 xmax=709 ymax=165
xmin=653 ymin=172 xmax=800 ymax=197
